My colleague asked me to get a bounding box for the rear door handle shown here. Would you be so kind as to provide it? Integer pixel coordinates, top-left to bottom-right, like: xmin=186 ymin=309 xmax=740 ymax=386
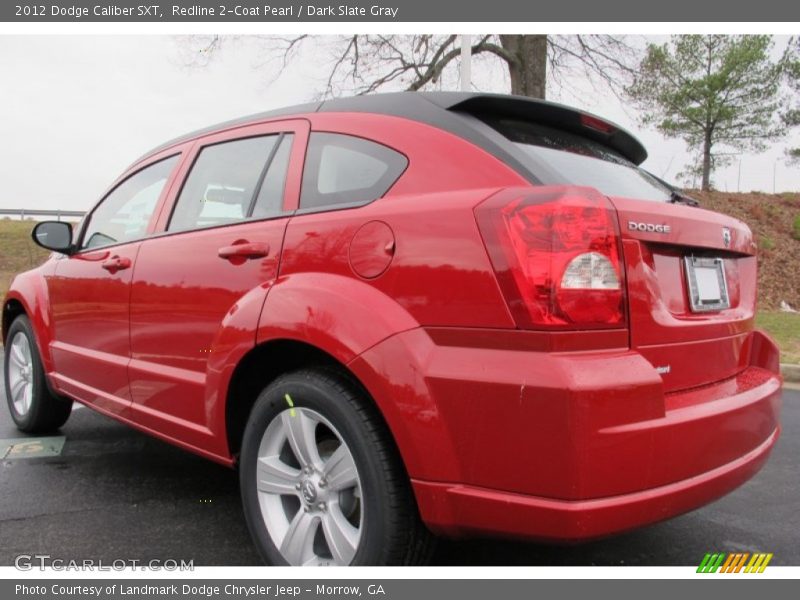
xmin=100 ymin=255 xmax=131 ymax=273
xmin=217 ymin=241 xmax=270 ymax=261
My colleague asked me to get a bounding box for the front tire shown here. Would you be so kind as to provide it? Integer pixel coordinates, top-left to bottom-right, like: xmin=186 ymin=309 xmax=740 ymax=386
xmin=239 ymin=367 xmax=433 ymax=565
xmin=4 ymin=315 xmax=72 ymax=433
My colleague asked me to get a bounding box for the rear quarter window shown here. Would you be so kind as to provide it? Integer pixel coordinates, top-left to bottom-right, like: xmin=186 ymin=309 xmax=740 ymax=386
xmin=300 ymin=133 xmax=407 ymax=211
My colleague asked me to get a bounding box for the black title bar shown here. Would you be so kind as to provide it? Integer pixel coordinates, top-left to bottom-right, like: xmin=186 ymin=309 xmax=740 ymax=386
xmin=3 ymin=0 xmax=800 ymax=22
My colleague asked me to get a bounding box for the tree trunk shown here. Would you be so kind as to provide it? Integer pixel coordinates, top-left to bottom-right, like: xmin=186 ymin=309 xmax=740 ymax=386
xmin=499 ymin=35 xmax=547 ymax=99
xmin=701 ymin=130 xmax=712 ymax=191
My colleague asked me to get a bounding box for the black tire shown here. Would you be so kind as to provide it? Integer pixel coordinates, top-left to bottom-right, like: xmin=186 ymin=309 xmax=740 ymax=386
xmin=239 ymin=367 xmax=434 ymax=566
xmin=4 ymin=315 xmax=72 ymax=433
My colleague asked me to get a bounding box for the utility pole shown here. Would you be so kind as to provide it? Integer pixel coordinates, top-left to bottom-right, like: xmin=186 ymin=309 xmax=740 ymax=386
xmin=460 ymin=35 xmax=472 ymax=92
xmin=773 ymin=159 xmax=777 ymax=194
xmin=737 ymin=158 xmax=741 ymax=193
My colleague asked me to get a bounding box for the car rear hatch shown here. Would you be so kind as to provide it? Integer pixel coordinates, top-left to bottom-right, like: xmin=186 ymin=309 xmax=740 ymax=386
xmin=611 ymin=197 xmax=757 ymax=392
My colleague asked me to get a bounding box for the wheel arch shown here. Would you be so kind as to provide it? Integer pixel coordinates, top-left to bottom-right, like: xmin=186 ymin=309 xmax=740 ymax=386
xmin=2 ymin=269 xmax=56 ymax=367
xmin=225 ymin=338 xmax=349 ymax=459
xmin=224 ymin=338 xmax=419 ymax=480
xmin=2 ymin=297 xmax=27 ymax=345
xmin=222 ymin=271 xmax=422 ymax=452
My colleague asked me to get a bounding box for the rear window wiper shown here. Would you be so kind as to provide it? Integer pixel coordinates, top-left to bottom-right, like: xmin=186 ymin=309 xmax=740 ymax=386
xmin=668 ymin=190 xmax=700 ymax=207
xmin=641 ymin=169 xmax=700 ymax=207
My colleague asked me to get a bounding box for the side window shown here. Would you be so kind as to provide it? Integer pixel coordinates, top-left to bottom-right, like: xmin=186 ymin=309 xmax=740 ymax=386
xmin=252 ymin=134 xmax=293 ymax=219
xmin=300 ymin=133 xmax=407 ymax=210
xmin=81 ymin=155 xmax=179 ymax=250
xmin=168 ymin=134 xmax=292 ymax=232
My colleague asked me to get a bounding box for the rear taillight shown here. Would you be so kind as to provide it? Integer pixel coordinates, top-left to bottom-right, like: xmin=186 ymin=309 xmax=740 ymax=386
xmin=475 ymin=186 xmax=625 ymax=329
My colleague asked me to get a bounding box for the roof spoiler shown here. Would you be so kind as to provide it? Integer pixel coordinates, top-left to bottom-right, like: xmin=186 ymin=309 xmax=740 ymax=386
xmin=422 ymin=92 xmax=648 ymax=165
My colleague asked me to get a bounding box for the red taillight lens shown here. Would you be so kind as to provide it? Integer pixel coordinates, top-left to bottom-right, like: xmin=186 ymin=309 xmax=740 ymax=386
xmin=475 ymin=186 xmax=625 ymax=329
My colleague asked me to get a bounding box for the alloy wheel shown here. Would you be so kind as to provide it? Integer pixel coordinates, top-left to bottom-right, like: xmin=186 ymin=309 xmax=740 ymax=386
xmin=6 ymin=332 xmax=34 ymax=417
xmin=255 ymin=406 xmax=363 ymax=566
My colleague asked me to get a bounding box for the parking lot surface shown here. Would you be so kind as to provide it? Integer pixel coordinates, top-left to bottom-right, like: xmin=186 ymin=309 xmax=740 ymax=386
xmin=1 ymin=348 xmax=797 ymax=566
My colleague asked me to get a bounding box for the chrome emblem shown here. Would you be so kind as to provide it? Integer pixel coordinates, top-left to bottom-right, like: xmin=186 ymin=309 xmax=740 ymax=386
xmin=301 ymin=480 xmax=317 ymax=504
xmin=722 ymin=227 xmax=732 ymax=248
xmin=628 ymin=221 xmax=671 ymax=234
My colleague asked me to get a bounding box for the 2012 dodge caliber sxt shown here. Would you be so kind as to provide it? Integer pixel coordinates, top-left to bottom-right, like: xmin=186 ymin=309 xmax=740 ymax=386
xmin=2 ymin=92 xmax=782 ymax=565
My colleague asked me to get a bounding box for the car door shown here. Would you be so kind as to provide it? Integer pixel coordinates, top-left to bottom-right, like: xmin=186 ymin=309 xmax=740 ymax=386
xmin=46 ymin=151 xmax=184 ymax=417
xmin=127 ymin=119 xmax=309 ymax=451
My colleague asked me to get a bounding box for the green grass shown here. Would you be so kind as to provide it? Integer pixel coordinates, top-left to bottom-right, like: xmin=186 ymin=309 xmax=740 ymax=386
xmin=0 ymin=219 xmax=51 ymax=301
xmin=756 ymin=311 xmax=800 ymax=365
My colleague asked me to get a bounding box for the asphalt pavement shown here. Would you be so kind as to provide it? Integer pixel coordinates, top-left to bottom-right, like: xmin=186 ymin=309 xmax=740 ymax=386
xmin=1 ymin=347 xmax=797 ymax=566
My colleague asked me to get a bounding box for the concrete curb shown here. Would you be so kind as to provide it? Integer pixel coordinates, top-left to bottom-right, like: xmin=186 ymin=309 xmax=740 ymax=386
xmin=781 ymin=363 xmax=800 ymax=384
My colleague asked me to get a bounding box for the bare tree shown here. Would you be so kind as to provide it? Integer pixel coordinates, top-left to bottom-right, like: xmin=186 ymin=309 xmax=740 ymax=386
xmin=175 ymin=34 xmax=639 ymax=100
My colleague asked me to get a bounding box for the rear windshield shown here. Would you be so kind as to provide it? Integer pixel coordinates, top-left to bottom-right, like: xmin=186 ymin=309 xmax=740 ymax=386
xmin=486 ymin=118 xmax=673 ymax=203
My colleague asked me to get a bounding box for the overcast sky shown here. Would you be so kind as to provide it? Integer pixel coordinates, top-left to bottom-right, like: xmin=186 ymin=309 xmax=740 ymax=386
xmin=0 ymin=35 xmax=798 ymax=212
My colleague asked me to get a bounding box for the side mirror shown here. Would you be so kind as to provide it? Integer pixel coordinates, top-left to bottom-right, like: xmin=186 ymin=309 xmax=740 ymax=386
xmin=31 ymin=221 xmax=74 ymax=254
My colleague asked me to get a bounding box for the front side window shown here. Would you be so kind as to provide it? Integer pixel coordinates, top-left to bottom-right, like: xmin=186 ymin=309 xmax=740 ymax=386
xmin=81 ymin=155 xmax=179 ymax=250
xmin=300 ymin=133 xmax=407 ymax=210
xmin=168 ymin=134 xmax=293 ymax=232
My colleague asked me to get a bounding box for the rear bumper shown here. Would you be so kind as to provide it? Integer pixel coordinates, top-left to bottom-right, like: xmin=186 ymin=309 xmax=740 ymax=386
xmin=351 ymin=327 xmax=782 ymax=541
xmin=413 ymin=425 xmax=779 ymax=541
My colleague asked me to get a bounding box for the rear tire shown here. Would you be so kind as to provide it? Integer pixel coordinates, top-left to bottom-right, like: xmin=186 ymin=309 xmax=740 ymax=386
xmin=239 ymin=367 xmax=434 ymax=565
xmin=4 ymin=315 xmax=72 ymax=433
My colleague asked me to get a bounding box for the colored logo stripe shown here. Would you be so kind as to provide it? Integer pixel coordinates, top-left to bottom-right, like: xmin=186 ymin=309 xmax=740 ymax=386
xmin=697 ymin=553 xmax=773 ymax=573
xmin=720 ymin=553 xmax=750 ymax=573
xmin=697 ymin=553 xmax=725 ymax=573
xmin=745 ymin=553 xmax=773 ymax=573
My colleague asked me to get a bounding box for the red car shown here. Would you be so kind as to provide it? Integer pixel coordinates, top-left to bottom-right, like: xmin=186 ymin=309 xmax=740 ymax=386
xmin=2 ymin=92 xmax=782 ymax=566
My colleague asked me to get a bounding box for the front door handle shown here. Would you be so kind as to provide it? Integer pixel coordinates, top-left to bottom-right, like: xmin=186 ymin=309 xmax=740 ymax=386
xmin=218 ymin=241 xmax=270 ymax=261
xmin=101 ymin=255 xmax=131 ymax=274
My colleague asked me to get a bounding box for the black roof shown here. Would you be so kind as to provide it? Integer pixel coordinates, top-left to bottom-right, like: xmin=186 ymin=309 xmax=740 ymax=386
xmin=135 ymin=92 xmax=648 ymax=179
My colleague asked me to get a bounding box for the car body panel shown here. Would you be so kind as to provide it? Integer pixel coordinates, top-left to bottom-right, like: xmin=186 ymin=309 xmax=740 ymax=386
xmin=413 ymin=424 xmax=779 ymax=541
xmin=47 ymin=241 xmax=141 ymax=416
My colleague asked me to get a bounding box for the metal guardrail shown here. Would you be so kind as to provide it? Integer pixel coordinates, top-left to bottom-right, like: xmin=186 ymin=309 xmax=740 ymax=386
xmin=0 ymin=208 xmax=85 ymax=221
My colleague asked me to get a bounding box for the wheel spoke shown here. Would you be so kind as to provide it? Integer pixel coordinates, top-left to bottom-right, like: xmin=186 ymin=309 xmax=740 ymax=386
xmin=322 ymin=505 xmax=360 ymax=565
xmin=279 ymin=510 xmax=319 ymax=565
xmin=21 ymin=385 xmax=32 ymax=414
xmin=8 ymin=374 xmax=25 ymax=398
xmin=12 ymin=381 xmax=27 ymax=410
xmin=281 ymin=409 xmax=321 ymax=469
xmin=9 ymin=347 xmax=24 ymax=369
xmin=256 ymin=457 xmax=301 ymax=495
xmin=11 ymin=340 xmax=27 ymax=367
xmin=322 ymin=445 xmax=358 ymax=491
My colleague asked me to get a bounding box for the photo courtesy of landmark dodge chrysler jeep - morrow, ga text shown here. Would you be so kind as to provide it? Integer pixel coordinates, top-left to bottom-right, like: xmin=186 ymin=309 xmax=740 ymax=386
xmin=2 ymin=92 xmax=782 ymax=566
